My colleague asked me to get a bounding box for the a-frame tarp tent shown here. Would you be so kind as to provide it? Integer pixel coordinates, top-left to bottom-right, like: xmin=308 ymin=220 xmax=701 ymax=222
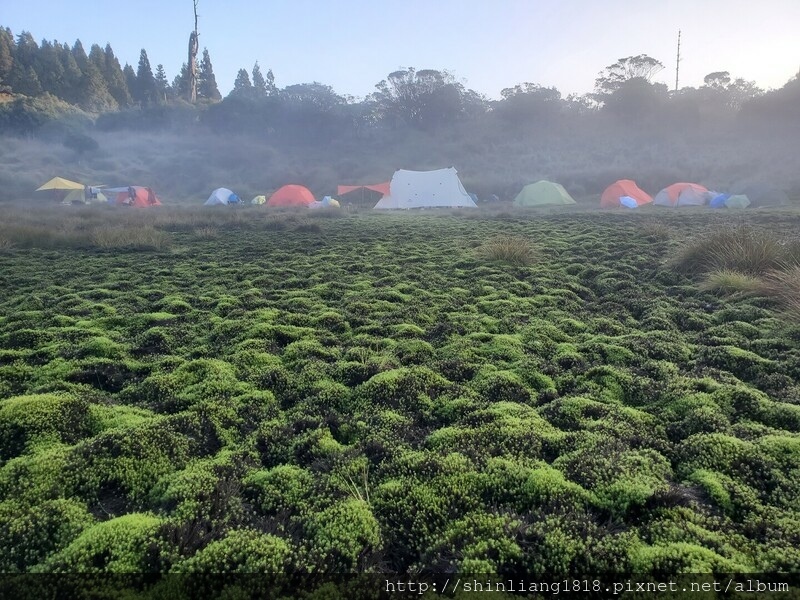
xmin=337 ymin=182 xmax=391 ymax=208
xmin=373 ymin=168 xmax=477 ymax=209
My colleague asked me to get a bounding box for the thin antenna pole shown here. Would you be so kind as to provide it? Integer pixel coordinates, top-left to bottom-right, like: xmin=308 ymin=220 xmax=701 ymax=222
xmin=675 ymin=29 xmax=681 ymax=91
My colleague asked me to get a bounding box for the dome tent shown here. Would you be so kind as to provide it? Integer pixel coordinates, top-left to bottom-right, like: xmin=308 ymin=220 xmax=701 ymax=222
xmin=267 ymin=185 xmax=316 ymax=207
xmin=600 ymin=179 xmax=652 ymax=208
xmin=251 ymin=195 xmax=267 ymax=205
xmin=107 ymin=186 xmax=162 ymax=207
xmin=653 ymin=183 xmax=710 ymax=207
xmin=205 ymin=188 xmax=241 ymax=206
xmin=513 ymin=181 xmax=576 ymax=207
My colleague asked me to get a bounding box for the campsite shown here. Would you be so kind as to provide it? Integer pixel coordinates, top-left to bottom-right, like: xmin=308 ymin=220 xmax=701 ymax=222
xmin=2 ymin=1 xmax=800 ymax=596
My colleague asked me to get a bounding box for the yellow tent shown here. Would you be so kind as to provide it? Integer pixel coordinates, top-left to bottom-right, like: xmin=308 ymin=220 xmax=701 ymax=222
xmin=62 ymin=189 xmax=108 ymax=204
xmin=36 ymin=177 xmax=84 ymax=191
xmin=251 ymin=195 xmax=267 ymax=205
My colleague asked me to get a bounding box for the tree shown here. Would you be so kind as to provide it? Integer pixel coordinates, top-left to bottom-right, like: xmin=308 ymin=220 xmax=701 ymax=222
xmin=154 ymin=64 xmax=169 ymax=103
xmin=102 ymin=44 xmax=131 ymax=107
xmin=370 ymin=67 xmax=473 ymax=129
xmin=135 ymin=49 xmax=156 ymax=105
xmin=703 ymin=71 xmax=731 ymax=90
xmin=496 ymin=82 xmax=562 ymax=129
xmin=231 ymin=68 xmax=253 ymax=97
xmin=594 ymin=55 xmax=665 ymax=97
xmin=198 ymin=48 xmax=220 ymax=101
xmin=172 ymin=62 xmax=191 ymax=99
xmin=0 ymin=28 xmax=14 ymax=88
xmin=188 ymin=0 xmax=199 ymax=102
xmin=265 ymin=68 xmax=278 ymax=96
xmin=252 ymin=61 xmax=267 ymax=97
xmin=123 ymin=63 xmax=137 ymax=103
xmin=37 ymin=40 xmax=66 ymax=97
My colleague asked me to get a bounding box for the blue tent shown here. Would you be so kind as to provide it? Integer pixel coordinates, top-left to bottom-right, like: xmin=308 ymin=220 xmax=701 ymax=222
xmin=709 ymin=193 xmax=730 ymax=208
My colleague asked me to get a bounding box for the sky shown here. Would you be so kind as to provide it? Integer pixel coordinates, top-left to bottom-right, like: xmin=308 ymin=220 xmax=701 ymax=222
xmin=3 ymin=0 xmax=800 ymax=100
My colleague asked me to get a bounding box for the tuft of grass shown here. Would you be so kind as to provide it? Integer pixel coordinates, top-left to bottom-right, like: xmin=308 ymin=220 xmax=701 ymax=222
xmin=698 ymin=269 xmax=762 ymax=296
xmin=481 ymin=234 xmax=535 ymax=266
xmin=641 ymin=222 xmax=672 ymax=241
xmin=759 ymin=267 xmax=800 ymax=320
xmin=670 ymin=225 xmax=786 ymax=276
xmin=90 ymin=227 xmax=172 ymax=251
xmin=193 ymin=226 xmax=219 ymax=239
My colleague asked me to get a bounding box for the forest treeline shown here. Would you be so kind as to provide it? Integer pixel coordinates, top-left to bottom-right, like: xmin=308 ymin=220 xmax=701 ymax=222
xmin=1 ymin=25 xmax=799 ymax=141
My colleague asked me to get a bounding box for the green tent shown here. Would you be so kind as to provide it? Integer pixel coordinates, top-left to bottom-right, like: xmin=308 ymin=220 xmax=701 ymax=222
xmin=725 ymin=194 xmax=750 ymax=209
xmin=513 ymin=180 xmax=576 ymax=207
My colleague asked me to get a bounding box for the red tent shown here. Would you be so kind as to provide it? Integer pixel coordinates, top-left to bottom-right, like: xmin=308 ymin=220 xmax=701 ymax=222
xmin=267 ymin=184 xmax=315 ymax=207
xmin=600 ymin=179 xmax=653 ymax=208
xmin=115 ymin=186 xmax=162 ymax=207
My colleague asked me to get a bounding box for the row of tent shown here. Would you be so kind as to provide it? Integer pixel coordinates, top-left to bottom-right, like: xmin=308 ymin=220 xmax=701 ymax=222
xmin=204 ymin=185 xmax=340 ymax=208
xmin=38 ymin=172 xmax=791 ymax=211
xmin=514 ymin=179 xmax=789 ymax=209
xmin=36 ymin=177 xmax=162 ymax=207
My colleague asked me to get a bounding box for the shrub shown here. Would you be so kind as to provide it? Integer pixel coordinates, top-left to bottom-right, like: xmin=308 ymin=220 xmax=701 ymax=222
xmin=308 ymin=498 xmax=382 ymax=571
xmin=0 ymin=499 xmax=94 ymax=572
xmin=172 ymin=529 xmax=292 ymax=573
xmin=480 ymin=235 xmax=535 ymax=266
xmin=33 ymin=513 xmax=162 ymax=573
xmin=0 ymin=393 xmax=97 ymax=460
xmin=670 ymin=225 xmax=786 ymax=276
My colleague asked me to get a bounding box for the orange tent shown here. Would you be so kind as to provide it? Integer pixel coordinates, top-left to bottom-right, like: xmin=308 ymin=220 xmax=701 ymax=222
xmin=267 ymin=184 xmax=315 ymax=207
xmin=115 ymin=186 xmax=162 ymax=207
xmin=600 ymin=179 xmax=653 ymax=208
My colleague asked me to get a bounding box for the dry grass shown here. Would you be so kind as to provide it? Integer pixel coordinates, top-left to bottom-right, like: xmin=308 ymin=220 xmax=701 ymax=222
xmin=481 ymin=234 xmax=535 ymax=266
xmin=670 ymin=225 xmax=787 ymax=276
xmin=192 ymin=226 xmax=219 ymax=239
xmin=698 ymin=269 xmax=763 ymax=296
xmin=759 ymin=267 xmax=800 ymax=320
xmin=640 ymin=222 xmax=672 ymax=241
xmin=90 ymin=226 xmax=172 ymax=251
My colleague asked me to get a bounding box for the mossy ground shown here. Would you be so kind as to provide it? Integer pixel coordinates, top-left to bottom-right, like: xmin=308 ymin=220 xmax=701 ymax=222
xmin=1 ymin=207 xmax=800 ymax=582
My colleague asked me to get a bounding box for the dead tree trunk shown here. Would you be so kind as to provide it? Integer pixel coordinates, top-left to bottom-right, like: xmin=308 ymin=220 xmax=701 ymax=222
xmin=188 ymin=0 xmax=199 ymax=103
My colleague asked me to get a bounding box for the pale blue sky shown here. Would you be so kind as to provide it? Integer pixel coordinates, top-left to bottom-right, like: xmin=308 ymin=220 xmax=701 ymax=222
xmin=4 ymin=0 xmax=799 ymax=99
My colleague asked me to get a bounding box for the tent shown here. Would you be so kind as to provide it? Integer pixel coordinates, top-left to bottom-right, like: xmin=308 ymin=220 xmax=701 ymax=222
xmin=62 ymin=189 xmax=108 ymax=204
xmin=205 ymin=188 xmax=241 ymax=206
xmin=267 ymin=184 xmax=316 ymax=207
xmin=251 ymin=195 xmax=266 ymax=205
xmin=337 ymin=183 xmax=390 ymax=209
xmin=36 ymin=177 xmax=84 ymax=191
xmin=373 ymin=168 xmax=477 ymax=209
xmin=653 ymin=182 xmax=710 ymax=207
xmin=107 ymin=186 xmax=162 ymax=207
xmin=513 ymin=180 xmax=576 ymax=207
xmin=723 ymin=194 xmax=751 ymax=209
xmin=600 ymin=179 xmax=652 ymax=208
xmin=732 ymin=184 xmax=790 ymax=208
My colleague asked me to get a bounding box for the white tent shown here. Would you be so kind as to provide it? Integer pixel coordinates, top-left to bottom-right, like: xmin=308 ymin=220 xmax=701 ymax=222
xmin=373 ymin=167 xmax=477 ymax=209
xmin=205 ymin=188 xmax=241 ymax=206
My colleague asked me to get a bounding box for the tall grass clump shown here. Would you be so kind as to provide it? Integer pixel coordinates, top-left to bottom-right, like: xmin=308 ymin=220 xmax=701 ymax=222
xmin=671 ymin=225 xmax=786 ymax=276
xmin=481 ymin=234 xmax=535 ymax=266
xmin=699 ymin=269 xmax=763 ymax=296
xmin=759 ymin=266 xmax=800 ymax=320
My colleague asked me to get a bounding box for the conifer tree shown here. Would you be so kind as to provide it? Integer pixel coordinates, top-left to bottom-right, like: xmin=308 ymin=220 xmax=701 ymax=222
xmin=37 ymin=39 xmax=66 ymax=97
xmin=103 ymin=44 xmax=131 ymax=107
xmin=198 ymin=48 xmax=221 ymax=100
xmin=172 ymin=62 xmax=190 ymax=100
xmin=0 ymin=28 xmax=14 ymax=88
xmin=123 ymin=63 xmax=137 ymax=103
xmin=154 ymin=64 xmax=169 ymax=103
xmin=135 ymin=48 xmax=156 ymax=105
xmin=231 ymin=68 xmax=252 ymax=97
xmin=265 ymin=68 xmax=278 ymax=96
xmin=252 ymin=61 xmax=267 ymax=97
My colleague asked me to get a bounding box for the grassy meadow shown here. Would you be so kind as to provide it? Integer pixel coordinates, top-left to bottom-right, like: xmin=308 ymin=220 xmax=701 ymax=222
xmin=1 ymin=205 xmax=800 ymax=592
